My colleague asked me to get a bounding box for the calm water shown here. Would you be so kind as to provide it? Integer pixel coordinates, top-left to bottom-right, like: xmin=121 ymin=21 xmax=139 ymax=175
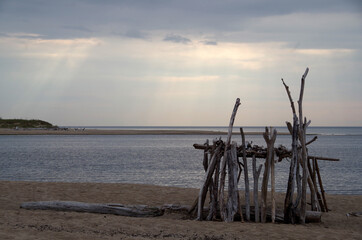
xmin=0 ymin=127 xmax=361 ymax=195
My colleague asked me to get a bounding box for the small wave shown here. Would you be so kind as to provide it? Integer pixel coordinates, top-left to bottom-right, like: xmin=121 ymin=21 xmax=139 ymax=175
xmin=326 ymin=189 xmax=362 ymax=195
xmin=310 ymin=133 xmax=362 ymax=136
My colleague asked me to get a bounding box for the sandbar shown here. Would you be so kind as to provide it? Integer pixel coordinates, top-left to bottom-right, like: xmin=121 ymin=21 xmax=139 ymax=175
xmin=0 ymin=128 xmax=290 ymax=135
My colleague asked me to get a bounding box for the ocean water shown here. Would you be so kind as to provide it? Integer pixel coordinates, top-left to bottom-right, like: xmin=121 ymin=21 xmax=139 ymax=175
xmin=0 ymin=127 xmax=361 ymax=195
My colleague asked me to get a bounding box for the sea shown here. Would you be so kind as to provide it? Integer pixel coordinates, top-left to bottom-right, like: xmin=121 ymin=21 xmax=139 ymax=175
xmin=0 ymin=126 xmax=361 ymax=195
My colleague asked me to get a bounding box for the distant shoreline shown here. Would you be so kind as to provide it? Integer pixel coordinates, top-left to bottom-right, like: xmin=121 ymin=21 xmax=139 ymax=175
xmin=0 ymin=128 xmax=292 ymax=135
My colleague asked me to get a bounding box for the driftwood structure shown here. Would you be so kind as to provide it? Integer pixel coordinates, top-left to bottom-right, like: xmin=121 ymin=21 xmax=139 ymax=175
xmin=20 ymin=68 xmax=338 ymax=225
xmin=191 ymin=68 xmax=339 ymax=224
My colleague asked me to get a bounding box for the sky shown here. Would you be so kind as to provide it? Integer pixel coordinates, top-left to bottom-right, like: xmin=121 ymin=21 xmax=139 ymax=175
xmin=0 ymin=0 xmax=361 ymax=126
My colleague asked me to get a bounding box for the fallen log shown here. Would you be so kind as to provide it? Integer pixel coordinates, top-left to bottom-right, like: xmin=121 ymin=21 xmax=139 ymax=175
xmin=20 ymin=201 xmax=163 ymax=217
xmin=20 ymin=201 xmax=322 ymax=223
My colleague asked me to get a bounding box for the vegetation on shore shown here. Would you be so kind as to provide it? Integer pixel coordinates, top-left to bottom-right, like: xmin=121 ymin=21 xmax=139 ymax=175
xmin=0 ymin=118 xmax=56 ymax=129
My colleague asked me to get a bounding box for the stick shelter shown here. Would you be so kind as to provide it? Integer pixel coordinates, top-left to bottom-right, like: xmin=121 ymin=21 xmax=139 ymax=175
xmin=191 ymin=68 xmax=339 ymax=224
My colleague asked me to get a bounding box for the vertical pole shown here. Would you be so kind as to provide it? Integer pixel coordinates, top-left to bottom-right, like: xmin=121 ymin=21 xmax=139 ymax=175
xmin=252 ymin=155 xmax=262 ymax=222
xmin=240 ymin=128 xmax=250 ymax=221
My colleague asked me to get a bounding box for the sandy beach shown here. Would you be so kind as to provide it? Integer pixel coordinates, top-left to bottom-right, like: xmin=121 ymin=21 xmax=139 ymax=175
xmin=0 ymin=181 xmax=361 ymax=239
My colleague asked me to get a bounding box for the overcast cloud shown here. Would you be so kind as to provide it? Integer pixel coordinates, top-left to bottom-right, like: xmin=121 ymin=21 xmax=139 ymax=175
xmin=0 ymin=0 xmax=361 ymax=126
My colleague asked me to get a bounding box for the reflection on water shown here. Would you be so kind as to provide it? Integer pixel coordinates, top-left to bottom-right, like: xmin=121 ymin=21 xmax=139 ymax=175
xmin=0 ymin=133 xmax=361 ymax=194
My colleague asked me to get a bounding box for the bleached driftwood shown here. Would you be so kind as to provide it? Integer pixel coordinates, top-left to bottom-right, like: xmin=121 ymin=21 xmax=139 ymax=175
xmin=21 ymin=201 xmax=321 ymax=223
xmin=315 ymin=159 xmax=329 ymax=211
xmin=197 ymin=143 xmax=223 ymax=220
xmin=20 ymin=201 xmax=163 ymax=217
xmin=270 ymin=128 xmax=277 ymax=223
xmin=226 ymin=142 xmax=240 ymax=222
xmin=298 ymin=68 xmax=309 ymax=224
xmin=219 ymin=98 xmax=240 ymax=221
xmin=284 ymin=117 xmax=300 ymax=224
xmin=240 ymin=127 xmax=250 ymax=221
xmin=252 ymin=155 xmax=262 ymax=222
xmin=261 ymin=127 xmax=277 ymax=223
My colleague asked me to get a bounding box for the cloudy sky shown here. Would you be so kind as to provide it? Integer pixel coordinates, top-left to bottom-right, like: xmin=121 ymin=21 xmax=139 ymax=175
xmin=0 ymin=0 xmax=361 ymax=126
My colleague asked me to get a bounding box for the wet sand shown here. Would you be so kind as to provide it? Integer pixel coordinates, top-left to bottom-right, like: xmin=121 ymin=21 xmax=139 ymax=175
xmin=0 ymin=181 xmax=361 ymax=239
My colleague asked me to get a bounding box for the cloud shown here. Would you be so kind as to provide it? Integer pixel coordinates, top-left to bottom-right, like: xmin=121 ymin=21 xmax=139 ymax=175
xmin=1 ymin=1 xmax=360 ymax=48
xmin=111 ymin=29 xmax=149 ymax=40
xmin=201 ymin=40 xmax=218 ymax=46
xmin=3 ymin=32 xmax=44 ymax=39
xmin=163 ymin=34 xmax=191 ymax=44
xmin=295 ymin=48 xmax=354 ymax=55
xmin=123 ymin=29 xmax=148 ymax=39
xmin=0 ymin=35 xmax=101 ymax=60
xmin=0 ymin=0 xmax=361 ymax=126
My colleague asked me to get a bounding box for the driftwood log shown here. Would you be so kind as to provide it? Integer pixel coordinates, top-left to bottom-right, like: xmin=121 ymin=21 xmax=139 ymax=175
xmin=20 ymin=201 xmax=322 ymax=223
xmin=20 ymin=201 xmax=163 ymax=217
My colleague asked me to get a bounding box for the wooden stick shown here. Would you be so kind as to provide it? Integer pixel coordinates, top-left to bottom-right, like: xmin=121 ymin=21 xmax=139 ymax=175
xmin=284 ymin=115 xmax=299 ymax=223
xmin=315 ymin=159 xmax=329 ymax=212
xmin=306 ymin=136 xmax=318 ymax=146
xmin=270 ymin=128 xmax=277 ymax=223
xmin=308 ymin=156 xmax=340 ymax=161
xmin=301 ymin=138 xmax=321 ymax=213
xmin=226 ymin=142 xmax=240 ymax=222
xmin=261 ymin=127 xmax=277 ymax=223
xmin=219 ymin=98 xmax=241 ymax=221
xmin=188 ymin=196 xmax=198 ymax=214
xmin=282 ymin=78 xmax=296 ymax=114
xmin=203 ymin=140 xmax=209 ymax=171
xmin=261 ymin=128 xmax=270 ymax=223
xmin=190 ymin=139 xmax=211 ymax=215
xmin=298 ymin=68 xmax=309 ymax=224
xmin=211 ymin=142 xmax=221 ymax=220
xmin=281 ymin=78 xmax=301 ymax=224
xmin=240 ymin=127 xmax=250 ymax=221
xmin=197 ymin=144 xmax=223 ymax=220
xmin=294 ymin=152 xmax=302 ymax=209
xmin=307 ymin=158 xmax=318 ymax=211
xmin=252 ymin=155 xmax=262 ymax=222
xmin=312 ymin=157 xmax=325 ymax=212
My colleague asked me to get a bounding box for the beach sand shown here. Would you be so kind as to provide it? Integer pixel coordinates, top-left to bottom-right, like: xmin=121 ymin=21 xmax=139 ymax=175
xmin=0 ymin=181 xmax=361 ymax=239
